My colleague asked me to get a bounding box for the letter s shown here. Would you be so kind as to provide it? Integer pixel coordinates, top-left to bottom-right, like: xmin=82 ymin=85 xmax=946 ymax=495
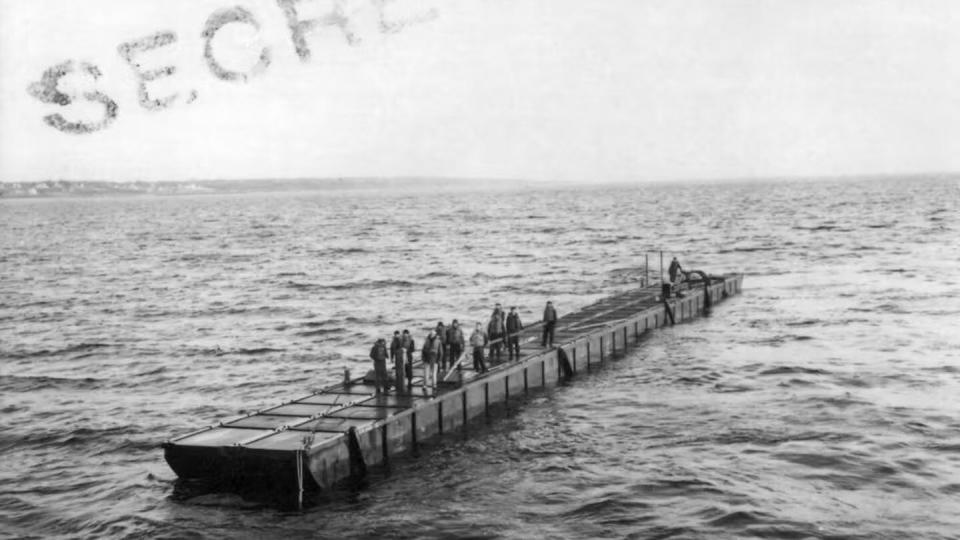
xmin=27 ymin=60 xmax=118 ymax=134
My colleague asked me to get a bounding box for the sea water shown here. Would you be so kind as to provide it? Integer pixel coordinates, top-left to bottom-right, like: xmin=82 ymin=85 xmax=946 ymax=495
xmin=1 ymin=177 xmax=958 ymax=539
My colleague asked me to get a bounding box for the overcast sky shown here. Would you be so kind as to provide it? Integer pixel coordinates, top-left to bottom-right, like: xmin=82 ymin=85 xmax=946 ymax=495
xmin=1 ymin=0 xmax=959 ymax=183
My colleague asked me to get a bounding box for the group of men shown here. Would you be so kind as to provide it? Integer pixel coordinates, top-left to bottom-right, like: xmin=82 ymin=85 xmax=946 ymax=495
xmin=368 ymin=301 xmax=560 ymax=395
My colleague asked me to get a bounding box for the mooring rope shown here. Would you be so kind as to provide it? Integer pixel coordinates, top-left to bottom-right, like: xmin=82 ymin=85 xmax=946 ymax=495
xmin=296 ymin=449 xmax=304 ymax=509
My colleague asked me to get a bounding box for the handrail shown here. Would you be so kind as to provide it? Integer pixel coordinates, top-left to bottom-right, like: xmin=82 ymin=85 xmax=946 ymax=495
xmin=485 ymin=320 xmax=544 ymax=347
xmin=441 ymin=350 xmax=468 ymax=382
xmin=440 ymin=322 xmax=543 ymax=381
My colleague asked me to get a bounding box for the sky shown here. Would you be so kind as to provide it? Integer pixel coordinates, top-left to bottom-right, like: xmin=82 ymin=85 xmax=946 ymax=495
xmin=1 ymin=0 xmax=959 ymax=183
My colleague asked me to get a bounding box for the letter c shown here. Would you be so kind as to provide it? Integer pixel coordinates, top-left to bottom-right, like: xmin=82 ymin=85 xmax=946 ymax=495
xmin=203 ymin=6 xmax=272 ymax=82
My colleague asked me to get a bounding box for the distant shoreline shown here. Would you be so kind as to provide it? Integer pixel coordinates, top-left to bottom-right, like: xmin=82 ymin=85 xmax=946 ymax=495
xmin=0 ymin=178 xmax=538 ymax=199
xmin=0 ymin=174 xmax=955 ymax=199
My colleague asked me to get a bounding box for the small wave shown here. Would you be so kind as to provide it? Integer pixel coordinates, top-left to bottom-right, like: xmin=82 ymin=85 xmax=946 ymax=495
xmin=835 ymin=377 xmax=872 ymax=388
xmin=324 ymin=279 xmax=416 ymax=291
xmin=926 ymin=443 xmax=960 ymax=453
xmin=784 ymin=319 xmax=820 ymax=327
xmin=773 ymin=451 xmax=851 ymax=469
xmin=297 ymin=328 xmax=345 ymax=338
xmin=792 ymin=224 xmax=840 ymax=231
xmin=4 ymin=342 xmax=114 ymax=360
xmin=0 ymin=374 xmax=104 ymax=393
xmin=711 ymin=428 xmax=856 ymax=447
xmin=708 ymin=510 xmax=769 ymax=528
xmin=778 ymin=378 xmax=818 ymax=387
xmin=675 ymin=372 xmax=721 ymax=386
xmin=162 ymin=253 xmax=222 ymax=263
xmin=805 ymin=394 xmax=870 ymax=407
xmin=327 ymin=247 xmax=369 ymax=255
xmin=717 ymin=246 xmax=778 ymax=253
xmin=284 ymin=280 xmax=320 ymax=291
xmin=744 ymin=335 xmax=815 ymax=347
xmin=15 ymin=425 xmax=142 ymax=451
xmin=233 ymin=347 xmax=285 ymax=356
xmin=7 ymin=299 xmax=59 ymax=309
xmin=74 ymin=514 xmax=188 ymax=540
xmin=417 ymin=271 xmax=451 ymax=279
xmin=759 ymin=366 xmax=830 ymax=376
xmin=848 ymin=303 xmax=907 ymax=314
xmin=710 ymin=383 xmax=754 ymax=393
xmin=631 ymin=479 xmax=722 ymax=497
xmin=562 ymin=497 xmax=651 ymax=519
xmin=301 ymin=320 xmax=338 ymax=328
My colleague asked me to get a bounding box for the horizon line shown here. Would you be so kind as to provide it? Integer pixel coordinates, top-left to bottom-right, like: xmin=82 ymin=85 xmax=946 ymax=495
xmin=2 ymin=171 xmax=958 ymax=186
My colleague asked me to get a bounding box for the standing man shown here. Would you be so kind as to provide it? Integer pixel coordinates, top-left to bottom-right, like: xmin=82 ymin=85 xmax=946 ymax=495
xmin=390 ymin=330 xmax=404 ymax=394
xmin=470 ymin=322 xmax=488 ymax=374
xmin=446 ymin=319 xmax=465 ymax=370
xmin=506 ymin=306 xmax=523 ymax=360
xmin=488 ymin=306 xmax=506 ymax=363
xmin=401 ymin=329 xmax=415 ymax=391
xmin=668 ymin=256 xmax=683 ymax=284
xmin=435 ymin=321 xmax=447 ymax=371
xmin=541 ymin=300 xmax=557 ymax=347
xmin=421 ymin=329 xmax=442 ymax=396
xmin=369 ymin=338 xmax=390 ymax=394
xmin=668 ymin=256 xmax=685 ymax=297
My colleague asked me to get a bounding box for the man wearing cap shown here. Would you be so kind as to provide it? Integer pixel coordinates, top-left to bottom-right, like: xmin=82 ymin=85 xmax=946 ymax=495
xmin=506 ymin=306 xmax=523 ymax=360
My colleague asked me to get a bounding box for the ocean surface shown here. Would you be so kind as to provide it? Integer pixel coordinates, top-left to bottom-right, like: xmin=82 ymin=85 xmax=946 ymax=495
xmin=1 ymin=177 xmax=958 ymax=539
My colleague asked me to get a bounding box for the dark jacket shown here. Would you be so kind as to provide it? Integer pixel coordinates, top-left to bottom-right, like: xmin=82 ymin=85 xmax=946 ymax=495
xmin=370 ymin=342 xmax=388 ymax=364
xmin=669 ymin=259 xmax=683 ymax=281
xmin=446 ymin=326 xmax=465 ymax=348
xmin=401 ymin=335 xmax=415 ymax=359
xmin=488 ymin=313 xmax=506 ymax=337
xmin=435 ymin=325 xmax=446 ymax=347
xmin=543 ymin=305 xmax=557 ymax=323
xmin=390 ymin=336 xmax=402 ymax=360
xmin=506 ymin=312 xmax=522 ymax=333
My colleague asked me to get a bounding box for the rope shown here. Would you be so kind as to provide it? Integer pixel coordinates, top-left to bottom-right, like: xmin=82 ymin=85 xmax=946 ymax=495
xmin=296 ymin=449 xmax=304 ymax=509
